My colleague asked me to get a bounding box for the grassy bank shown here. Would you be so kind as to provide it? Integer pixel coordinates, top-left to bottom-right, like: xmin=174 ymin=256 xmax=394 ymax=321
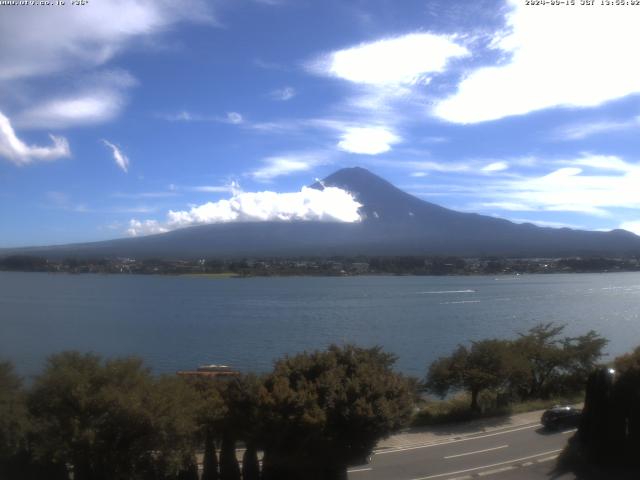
xmin=411 ymin=392 xmax=584 ymax=427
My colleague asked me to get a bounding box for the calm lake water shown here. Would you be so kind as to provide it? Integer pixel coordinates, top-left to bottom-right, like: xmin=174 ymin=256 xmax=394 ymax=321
xmin=1 ymin=271 xmax=640 ymax=379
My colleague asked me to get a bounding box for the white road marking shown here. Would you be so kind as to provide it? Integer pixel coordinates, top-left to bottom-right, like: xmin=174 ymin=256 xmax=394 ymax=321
xmin=444 ymin=444 xmax=508 ymax=460
xmin=409 ymin=449 xmax=563 ymax=480
xmin=561 ymin=429 xmax=577 ymax=435
xmin=535 ymin=455 xmax=559 ymax=463
xmin=348 ymin=467 xmax=372 ymax=473
xmin=376 ymin=424 xmax=539 ymax=455
xmin=477 ymin=466 xmax=515 ymax=476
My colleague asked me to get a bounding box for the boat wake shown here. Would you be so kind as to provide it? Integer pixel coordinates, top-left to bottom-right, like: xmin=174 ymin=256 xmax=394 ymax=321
xmin=418 ymin=289 xmax=476 ymax=294
xmin=440 ymin=300 xmax=482 ymax=305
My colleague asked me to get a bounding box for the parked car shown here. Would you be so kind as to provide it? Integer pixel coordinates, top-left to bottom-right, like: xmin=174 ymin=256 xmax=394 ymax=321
xmin=541 ymin=406 xmax=582 ymax=430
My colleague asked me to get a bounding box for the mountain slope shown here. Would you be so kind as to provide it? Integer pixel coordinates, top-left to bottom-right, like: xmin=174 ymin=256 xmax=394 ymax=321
xmin=3 ymin=167 xmax=640 ymax=259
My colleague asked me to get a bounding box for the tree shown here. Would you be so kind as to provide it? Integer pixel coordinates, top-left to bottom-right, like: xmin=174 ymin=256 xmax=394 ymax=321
xmin=219 ymin=432 xmax=241 ymax=480
xmin=201 ymin=434 xmax=219 ymax=480
xmin=613 ymin=345 xmax=640 ymax=375
xmin=514 ymin=323 xmax=606 ymax=398
xmin=0 ymin=361 xmax=33 ymax=478
xmin=27 ymin=352 xmax=199 ymax=480
xmin=613 ymin=346 xmax=640 ymax=459
xmin=188 ymin=377 xmax=227 ymax=480
xmin=426 ymin=339 xmax=515 ymax=411
xmin=259 ymin=344 xmax=414 ymax=480
xmin=218 ymin=374 xmax=263 ymax=480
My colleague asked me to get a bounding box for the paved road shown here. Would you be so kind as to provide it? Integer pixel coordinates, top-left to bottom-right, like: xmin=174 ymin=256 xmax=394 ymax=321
xmin=348 ymin=423 xmax=575 ymax=480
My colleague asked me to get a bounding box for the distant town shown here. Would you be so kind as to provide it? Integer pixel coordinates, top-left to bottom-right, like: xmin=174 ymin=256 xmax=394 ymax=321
xmin=2 ymin=254 xmax=640 ymax=276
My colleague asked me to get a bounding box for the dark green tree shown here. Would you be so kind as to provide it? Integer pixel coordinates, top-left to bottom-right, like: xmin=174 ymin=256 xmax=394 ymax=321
xmin=175 ymin=455 xmax=199 ymax=480
xmin=259 ymin=344 xmax=414 ymax=480
xmin=219 ymin=374 xmax=263 ymax=480
xmin=241 ymin=444 xmax=260 ymax=480
xmin=514 ymin=323 xmax=606 ymax=398
xmin=426 ymin=339 xmax=515 ymax=411
xmin=201 ymin=434 xmax=219 ymax=480
xmin=188 ymin=377 xmax=226 ymax=480
xmin=219 ymin=432 xmax=241 ymax=480
xmin=27 ymin=352 xmax=199 ymax=480
xmin=0 ymin=361 xmax=35 ymax=479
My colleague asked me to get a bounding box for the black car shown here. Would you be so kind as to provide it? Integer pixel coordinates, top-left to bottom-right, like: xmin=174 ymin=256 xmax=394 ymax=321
xmin=541 ymin=406 xmax=582 ymax=430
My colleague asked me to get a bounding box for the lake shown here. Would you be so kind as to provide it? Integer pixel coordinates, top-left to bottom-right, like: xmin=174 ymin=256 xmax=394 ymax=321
xmin=1 ymin=271 xmax=640 ymax=379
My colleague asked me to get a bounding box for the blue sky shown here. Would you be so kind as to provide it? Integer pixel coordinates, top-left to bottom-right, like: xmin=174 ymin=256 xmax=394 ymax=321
xmin=2 ymin=0 xmax=640 ymax=247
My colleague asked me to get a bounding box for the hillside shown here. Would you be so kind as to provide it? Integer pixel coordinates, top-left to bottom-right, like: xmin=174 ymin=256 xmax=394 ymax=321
xmin=2 ymin=167 xmax=639 ymax=259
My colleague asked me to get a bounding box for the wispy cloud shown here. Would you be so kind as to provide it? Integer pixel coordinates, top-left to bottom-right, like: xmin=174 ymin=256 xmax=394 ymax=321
xmin=482 ymin=161 xmax=509 ymax=173
xmin=305 ymin=32 xmax=469 ymax=156
xmin=249 ymin=151 xmax=330 ymax=181
xmin=18 ymin=93 xmax=125 ymax=129
xmin=554 ymin=117 xmax=640 ymax=141
xmin=470 ymin=154 xmax=640 ymax=215
xmin=0 ymin=111 xmax=70 ymax=165
xmin=1 ymin=2 xmax=214 ymax=137
xmin=226 ymin=112 xmax=243 ymax=124
xmin=186 ymin=185 xmax=236 ymax=193
xmin=0 ymin=1 xmax=214 ymax=82
xmin=158 ymin=110 xmax=244 ymax=125
xmin=434 ymin=0 xmax=640 ymax=123
xmin=112 ymin=191 xmax=178 ymax=199
xmin=253 ymin=0 xmax=285 ymax=5
xmin=511 ymin=218 xmax=585 ymax=230
xmin=15 ymin=70 xmax=137 ymax=129
xmin=270 ymin=86 xmax=296 ymax=101
xmin=102 ymin=139 xmax=130 ymax=173
xmin=376 ymin=159 xmax=475 ymax=173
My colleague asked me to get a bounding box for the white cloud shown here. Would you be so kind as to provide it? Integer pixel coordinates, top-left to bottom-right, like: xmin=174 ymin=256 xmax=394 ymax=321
xmin=482 ymin=161 xmax=509 ymax=173
xmin=0 ymin=111 xmax=70 ymax=165
xmin=187 ymin=185 xmax=235 ymax=193
xmin=249 ymin=152 xmax=329 ymax=181
xmin=270 ymin=86 xmax=296 ymax=101
xmin=512 ymin=218 xmax=584 ymax=230
xmin=620 ymin=221 xmax=640 ymax=236
xmin=113 ymin=191 xmax=178 ymax=199
xmin=0 ymin=2 xmax=212 ymax=133
xmin=555 ymin=118 xmax=640 ymax=141
xmin=337 ymin=126 xmax=400 ymax=155
xmin=127 ymin=219 xmax=169 ymax=237
xmin=0 ymin=1 xmax=213 ymax=81
xmin=311 ymin=33 xmax=468 ymax=86
xmin=102 ymin=140 xmax=130 ymax=173
xmin=128 ymin=185 xmax=363 ymax=236
xmin=410 ymin=172 xmax=428 ymax=177
xmin=481 ymin=202 xmax=535 ymax=212
xmin=18 ymin=93 xmax=124 ymax=129
xmin=434 ymin=0 xmax=640 ymax=123
xmin=479 ymin=154 xmax=640 ymax=215
xmin=379 ymin=159 xmax=473 ymax=173
xmin=160 ymin=111 xmax=200 ymax=122
xmin=569 ymin=154 xmax=636 ymax=173
xmin=226 ymin=112 xmax=243 ymax=124
xmin=307 ymin=33 xmax=467 ymax=156
xmin=158 ymin=110 xmax=244 ymax=125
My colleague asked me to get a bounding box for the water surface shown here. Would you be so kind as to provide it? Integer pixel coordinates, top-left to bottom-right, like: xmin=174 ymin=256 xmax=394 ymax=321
xmin=1 ymin=272 xmax=639 ymax=378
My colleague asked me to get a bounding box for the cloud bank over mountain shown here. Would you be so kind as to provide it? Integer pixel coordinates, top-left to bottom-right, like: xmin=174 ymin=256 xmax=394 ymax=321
xmin=127 ymin=185 xmax=362 ymax=236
